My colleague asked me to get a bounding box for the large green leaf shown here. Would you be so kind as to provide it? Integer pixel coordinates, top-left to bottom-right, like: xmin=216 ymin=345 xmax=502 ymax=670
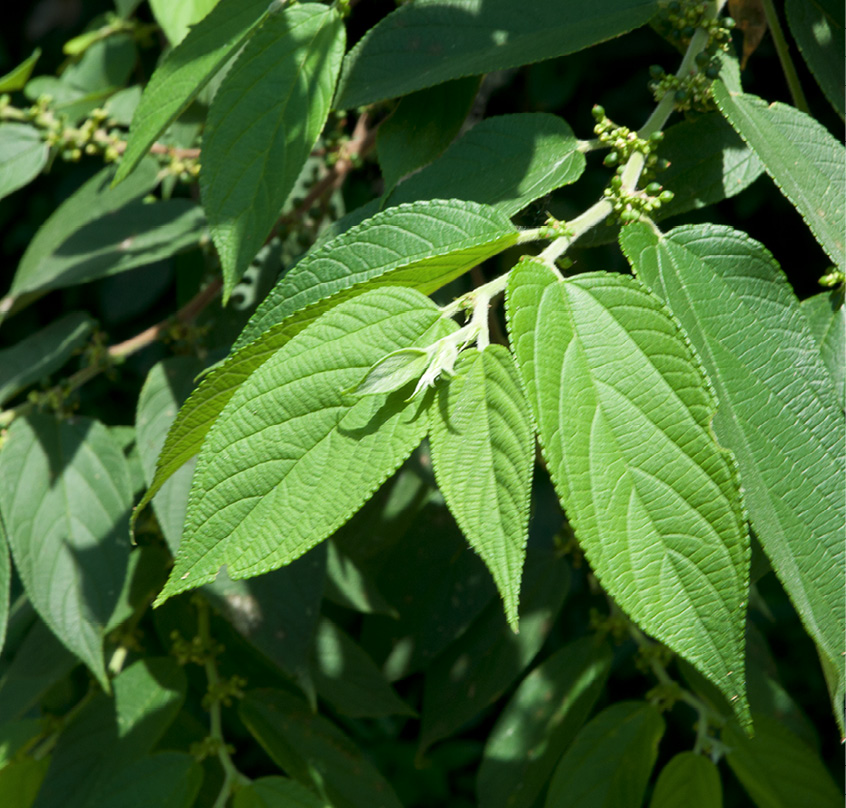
xmin=723 ymin=714 xmax=841 ymax=808
xmin=506 ymin=259 xmax=751 ymax=724
xmin=156 ymin=288 xmax=454 ymax=603
xmin=31 ymin=658 xmax=186 ymax=808
xmin=93 ymin=753 xmax=203 ymax=808
xmin=478 ymin=636 xmax=613 ymax=808
xmin=712 ymin=82 xmax=845 ymax=268
xmin=0 ymin=49 xmax=41 ymax=92
xmin=0 ymin=516 xmax=8 ymax=658
xmin=0 ymin=312 xmax=95 ymax=405
xmin=802 ymin=287 xmax=844 ymax=409
xmin=419 ymin=548 xmax=569 ymax=752
xmin=240 ymin=689 xmax=402 ymax=808
xmin=149 ymin=0 xmax=219 ymax=46
xmin=649 ymin=752 xmax=722 ymax=808
xmin=335 ymin=0 xmax=659 ymax=108
xmin=0 ymin=124 xmax=48 ymax=202
xmin=234 ymin=778 xmax=327 ymax=808
xmin=785 ymin=0 xmax=844 ymax=118
xmin=620 ymin=223 xmax=845 ymax=733
xmin=0 ymin=758 xmax=48 ymax=808
xmin=115 ymin=0 xmax=270 ymax=183
xmin=430 ymin=346 xmax=533 ymax=628
xmin=0 ymin=415 xmax=133 ymax=687
xmin=202 ymin=4 xmax=345 ymax=298
xmin=544 ymin=701 xmax=665 ymax=808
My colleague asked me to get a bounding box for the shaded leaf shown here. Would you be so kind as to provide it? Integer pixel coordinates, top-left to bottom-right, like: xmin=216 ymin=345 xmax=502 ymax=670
xmin=0 ymin=124 xmax=48 ymax=202
xmin=234 ymin=777 xmax=328 ymax=808
xmin=0 ymin=518 xmax=8 ymax=658
xmin=93 ymin=752 xmax=203 ymax=808
xmin=0 ymin=719 xmax=45 ymax=770
xmin=649 ymin=752 xmax=722 ymax=808
xmin=0 ymin=758 xmax=49 ymax=808
xmin=506 ymin=259 xmax=751 ymax=725
xmin=802 ymin=287 xmax=844 ymax=409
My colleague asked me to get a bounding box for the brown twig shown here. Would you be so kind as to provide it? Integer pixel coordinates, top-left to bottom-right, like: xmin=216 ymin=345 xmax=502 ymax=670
xmin=94 ymin=129 xmax=202 ymax=160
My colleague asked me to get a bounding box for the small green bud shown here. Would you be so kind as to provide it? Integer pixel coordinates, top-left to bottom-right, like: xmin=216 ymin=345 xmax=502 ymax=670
xmin=649 ymin=65 xmax=664 ymax=79
xmin=619 ymin=209 xmax=638 ymax=223
xmin=610 ymin=175 xmax=623 ymax=189
xmin=723 ymin=16 xmax=736 ymax=29
xmin=645 ymin=182 xmax=662 ymax=195
xmin=648 ymin=130 xmax=664 ymax=143
xmin=705 ymin=66 xmax=720 ymax=79
xmin=592 ymin=104 xmax=606 ymax=120
xmin=674 ymin=89 xmax=688 ymax=103
xmin=603 ymin=151 xmax=620 ymax=167
xmin=658 ymin=189 xmax=675 ymax=203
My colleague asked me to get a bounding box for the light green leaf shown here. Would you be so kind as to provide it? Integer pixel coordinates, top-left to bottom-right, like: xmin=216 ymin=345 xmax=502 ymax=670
xmin=419 ymin=547 xmax=569 ymax=752
xmin=234 ymin=778 xmax=328 ymax=808
xmin=202 ymin=4 xmax=345 ymax=299
xmin=92 ymin=753 xmax=203 ymax=808
xmin=377 ymin=77 xmax=480 ymax=190
xmin=0 ymin=49 xmax=41 ymax=92
xmin=0 ymin=516 xmax=8 ymax=658
xmin=544 ymin=701 xmax=665 ymax=808
xmin=430 ymin=346 xmax=533 ymax=628
xmin=31 ymin=658 xmax=186 ymax=808
xmin=336 ymin=0 xmax=659 ymax=108
xmin=115 ymin=0 xmax=270 ymax=184
xmin=156 ymin=288 xmax=455 ymax=603
xmin=0 ymin=415 xmax=133 ymax=687
xmin=785 ymin=0 xmax=844 ymax=118
xmin=352 ymin=348 xmax=432 ymax=397
xmin=723 ymin=714 xmax=841 ymax=808
xmin=240 ymin=689 xmax=403 ymax=808
xmin=506 ymin=259 xmax=751 ymax=725
xmin=0 ymin=124 xmax=48 ymax=202
xmin=620 ymin=223 xmax=846 ymax=734
xmin=478 ymin=636 xmax=613 ymax=808
xmin=150 ymin=0 xmax=220 ymax=46
xmin=802 ymin=287 xmax=844 ymax=409
xmin=311 ymin=618 xmax=415 ymax=718
xmin=649 ymin=752 xmax=722 ymax=808
xmin=712 ymin=82 xmax=846 ymax=268
xmin=0 ymin=312 xmax=95 ymax=405
xmin=0 ymin=758 xmax=49 ymax=808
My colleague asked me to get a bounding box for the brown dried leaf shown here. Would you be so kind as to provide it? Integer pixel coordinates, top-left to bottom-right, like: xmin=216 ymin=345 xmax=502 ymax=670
xmin=728 ymin=0 xmax=768 ymax=69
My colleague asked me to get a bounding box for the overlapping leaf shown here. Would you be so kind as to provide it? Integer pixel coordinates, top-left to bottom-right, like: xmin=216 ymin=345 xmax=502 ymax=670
xmin=234 ymin=778 xmax=327 ymax=808
xmin=335 ymin=0 xmax=659 ymax=107
xmin=649 ymin=752 xmax=722 ymax=808
xmin=712 ymin=82 xmax=845 ymax=268
xmin=0 ymin=517 xmax=8 ymax=658
xmin=620 ymin=223 xmax=845 ymax=732
xmin=156 ymin=288 xmax=455 ymax=603
xmin=0 ymin=124 xmax=48 ymax=202
xmin=802 ymin=288 xmax=844 ymax=409
xmin=430 ymin=346 xmax=534 ymax=628
xmin=506 ymin=259 xmax=751 ymax=724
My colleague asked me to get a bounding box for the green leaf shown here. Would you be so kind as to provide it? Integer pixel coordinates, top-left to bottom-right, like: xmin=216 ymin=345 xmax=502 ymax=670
xmin=0 ymin=415 xmax=133 ymax=687
xmin=0 ymin=124 xmax=48 ymax=202
xmin=92 ymin=753 xmax=203 ymax=808
xmin=506 ymin=259 xmax=751 ymax=725
xmin=544 ymin=701 xmax=665 ymax=808
xmin=0 ymin=49 xmax=41 ymax=92
xmin=202 ymin=4 xmax=345 ymax=299
xmin=419 ymin=547 xmax=569 ymax=753
xmin=0 ymin=516 xmax=8 ymax=658
xmin=0 ymin=758 xmax=49 ymax=808
xmin=649 ymin=752 xmax=722 ymax=808
xmin=115 ymin=0 xmax=270 ymax=184
xmin=31 ymin=658 xmax=186 ymax=808
xmin=712 ymin=82 xmax=846 ymax=269
xmin=620 ymin=223 xmax=845 ymax=734
xmin=785 ymin=0 xmax=844 ymax=118
xmin=802 ymin=287 xmax=844 ymax=409
xmin=377 ymin=77 xmax=480 ymax=190
xmin=0 ymin=312 xmax=95 ymax=405
xmin=149 ymin=0 xmax=219 ymax=46
xmin=311 ymin=618 xmax=415 ymax=718
xmin=156 ymin=288 xmax=455 ymax=603
xmin=136 ymin=357 xmax=206 ymax=553
xmin=234 ymin=778 xmax=328 ymax=808
xmin=352 ymin=348 xmax=432 ymax=397
xmin=335 ymin=0 xmax=659 ymax=108
xmin=723 ymin=714 xmax=841 ymax=808
xmin=477 ymin=636 xmax=614 ymax=808
xmin=240 ymin=689 xmax=403 ymax=808
xmin=430 ymin=346 xmax=533 ymax=628
xmin=0 ymin=719 xmax=45 ymax=770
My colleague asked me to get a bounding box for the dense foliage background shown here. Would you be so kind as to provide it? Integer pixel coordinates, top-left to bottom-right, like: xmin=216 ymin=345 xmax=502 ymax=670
xmin=0 ymin=1 xmax=842 ymax=806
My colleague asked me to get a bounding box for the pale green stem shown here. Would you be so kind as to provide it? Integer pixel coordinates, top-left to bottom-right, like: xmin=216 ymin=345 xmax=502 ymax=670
xmin=760 ymin=0 xmax=810 ymax=112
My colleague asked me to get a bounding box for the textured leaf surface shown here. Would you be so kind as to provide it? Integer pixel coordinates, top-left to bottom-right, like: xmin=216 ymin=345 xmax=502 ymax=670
xmin=712 ymin=82 xmax=845 ymax=268
xmin=93 ymin=752 xmax=203 ymax=808
xmin=336 ymin=0 xmax=658 ymax=107
xmin=234 ymin=778 xmax=327 ymax=808
xmin=802 ymin=288 xmax=844 ymax=409
xmin=649 ymin=752 xmax=722 ymax=808
xmin=621 ymin=223 xmax=845 ymax=731
xmin=0 ymin=415 xmax=132 ymax=687
xmin=419 ymin=548 xmax=569 ymax=752
xmin=723 ymin=714 xmax=841 ymax=808
xmin=544 ymin=701 xmax=665 ymax=808
xmin=430 ymin=346 xmax=533 ymax=628
xmin=115 ymin=0 xmax=270 ymax=183
xmin=0 ymin=312 xmax=95 ymax=405
xmin=506 ymin=259 xmax=751 ymax=723
xmin=240 ymin=689 xmax=402 ymax=808
xmin=31 ymin=658 xmax=186 ymax=808
xmin=785 ymin=0 xmax=844 ymax=117
xmin=157 ymin=288 xmax=454 ymax=602
xmin=0 ymin=124 xmax=48 ymax=201
xmin=478 ymin=637 xmax=613 ymax=808
xmin=202 ymin=4 xmax=345 ymax=298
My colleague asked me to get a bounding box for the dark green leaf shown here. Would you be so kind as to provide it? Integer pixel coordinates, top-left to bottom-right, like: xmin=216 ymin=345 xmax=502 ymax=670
xmin=93 ymin=752 xmax=203 ymax=808
xmin=0 ymin=124 xmax=48 ymax=202
xmin=336 ymin=0 xmax=659 ymax=107
xmin=0 ymin=758 xmax=49 ymax=808
xmin=201 ymin=4 xmax=345 ymax=298
xmin=0 ymin=517 xmax=8 ymax=658
xmin=649 ymin=752 xmax=722 ymax=808
xmin=802 ymin=287 xmax=844 ymax=409
xmin=234 ymin=778 xmax=328 ymax=808
xmin=478 ymin=637 xmax=614 ymax=808
xmin=0 ymin=415 xmax=133 ymax=687
xmin=544 ymin=701 xmax=665 ymax=808
xmin=0 ymin=718 xmax=45 ymax=769
xmin=0 ymin=49 xmax=41 ymax=92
